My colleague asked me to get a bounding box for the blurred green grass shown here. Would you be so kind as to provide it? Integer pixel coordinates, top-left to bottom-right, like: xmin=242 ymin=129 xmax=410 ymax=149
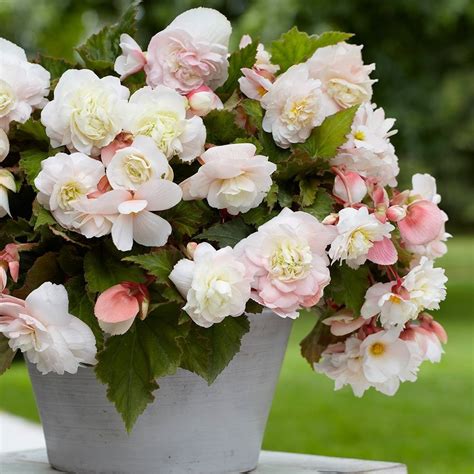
xmin=0 ymin=237 xmax=472 ymax=473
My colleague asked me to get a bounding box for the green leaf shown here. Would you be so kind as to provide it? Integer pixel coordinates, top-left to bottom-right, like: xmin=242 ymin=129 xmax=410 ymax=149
xmin=14 ymin=119 xmax=49 ymax=144
xmin=19 ymin=149 xmax=49 ymax=189
xmin=327 ymin=264 xmax=370 ymax=314
xmin=179 ymin=316 xmax=250 ymax=384
xmin=277 ymin=186 xmax=294 ymax=208
xmin=300 ymin=312 xmax=336 ymax=366
xmin=65 ymin=276 xmax=104 ymax=350
xmin=0 ymin=334 xmax=16 ymax=376
xmin=216 ymin=41 xmax=258 ymax=100
xmin=95 ymin=303 xmax=184 ymax=432
xmin=32 ymin=203 xmax=56 ymax=230
xmin=196 ymin=218 xmax=253 ymax=247
xmin=295 ymin=106 xmax=358 ymax=160
xmin=271 ymin=28 xmax=353 ymax=73
xmin=240 ymin=99 xmax=263 ymax=129
xmin=76 ymin=2 xmax=139 ymax=71
xmin=203 ymin=109 xmax=246 ymax=145
xmin=13 ymin=251 xmax=62 ymax=299
xmin=84 ymin=247 xmax=146 ymax=294
xmin=37 ymin=55 xmax=75 ymax=83
xmin=124 ymin=248 xmax=184 ymax=304
xmin=302 ymin=189 xmax=335 ymax=220
xmin=57 ymin=245 xmax=84 ymax=276
xmin=161 ymin=201 xmax=214 ymax=239
xmin=265 ymin=182 xmax=279 ymax=209
xmin=241 ymin=207 xmax=278 ymax=227
xmin=299 ymin=179 xmax=319 ymax=207
xmin=260 ymin=131 xmax=291 ymax=164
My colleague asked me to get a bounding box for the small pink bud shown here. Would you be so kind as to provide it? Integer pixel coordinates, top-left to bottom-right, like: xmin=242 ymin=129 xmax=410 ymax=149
xmin=186 ymin=242 xmax=198 ymax=259
xmin=387 ymin=205 xmax=407 ymax=222
xmin=333 ymin=171 xmax=367 ymax=204
xmin=187 ymin=86 xmax=223 ymax=117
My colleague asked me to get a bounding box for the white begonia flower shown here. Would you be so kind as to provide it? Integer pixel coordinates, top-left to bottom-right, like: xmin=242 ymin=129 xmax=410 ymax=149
xmin=106 ymin=135 xmax=172 ymax=191
xmin=361 ymin=282 xmax=419 ymax=327
xmin=261 ymin=63 xmax=327 ymax=148
xmin=0 ymin=38 xmax=50 ymax=131
xmin=402 ymin=257 xmax=447 ymax=312
xmin=315 ymin=337 xmax=371 ymax=397
xmin=34 ymin=152 xmax=106 ymax=229
xmin=410 ymin=173 xmax=441 ymax=204
xmin=328 ymin=207 xmax=394 ymax=268
xmin=41 ymin=69 xmax=130 ymax=156
xmin=0 ymin=129 xmax=9 ymax=162
xmin=180 ymin=143 xmax=277 ymax=215
xmin=360 ymin=328 xmax=422 ymax=396
xmin=169 ymin=242 xmax=251 ymax=328
xmin=344 ymin=103 xmax=397 ymax=154
xmin=125 ymin=86 xmax=206 ymax=162
xmin=0 ymin=169 xmax=16 ymax=217
xmin=307 ymin=42 xmax=375 ymax=114
xmin=0 ymin=282 xmax=97 ymax=375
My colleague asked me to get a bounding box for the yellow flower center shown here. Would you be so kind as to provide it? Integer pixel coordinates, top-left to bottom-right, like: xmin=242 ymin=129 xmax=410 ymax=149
xmin=123 ymin=153 xmax=152 ymax=184
xmin=270 ymin=239 xmax=312 ymax=281
xmin=58 ymin=181 xmax=84 ymax=209
xmin=0 ymin=79 xmax=16 ymax=118
xmin=354 ymin=130 xmax=366 ymax=141
xmin=389 ymin=295 xmax=402 ymax=304
xmin=370 ymin=342 xmax=385 ymax=356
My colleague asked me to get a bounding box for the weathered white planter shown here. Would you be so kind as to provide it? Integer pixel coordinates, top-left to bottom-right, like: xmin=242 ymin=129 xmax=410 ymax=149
xmin=27 ymin=311 xmax=293 ymax=474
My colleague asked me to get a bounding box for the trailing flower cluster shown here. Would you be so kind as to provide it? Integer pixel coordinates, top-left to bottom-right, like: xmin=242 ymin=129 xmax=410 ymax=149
xmin=0 ymin=5 xmax=449 ymax=429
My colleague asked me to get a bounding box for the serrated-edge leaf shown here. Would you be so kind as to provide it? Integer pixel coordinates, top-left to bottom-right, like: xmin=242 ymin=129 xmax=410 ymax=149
xmin=19 ymin=149 xmax=50 ymax=189
xmin=195 ymin=218 xmax=253 ymax=248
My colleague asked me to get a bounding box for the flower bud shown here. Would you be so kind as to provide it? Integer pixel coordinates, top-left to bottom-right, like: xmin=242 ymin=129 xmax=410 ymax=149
xmin=187 ymin=86 xmax=223 ymax=117
xmin=0 ymin=130 xmax=9 ymax=162
xmin=333 ymin=171 xmax=367 ymax=204
xmin=186 ymin=242 xmax=198 ymax=259
xmin=386 ymin=205 xmax=407 ymax=222
xmin=322 ymin=213 xmax=339 ymax=225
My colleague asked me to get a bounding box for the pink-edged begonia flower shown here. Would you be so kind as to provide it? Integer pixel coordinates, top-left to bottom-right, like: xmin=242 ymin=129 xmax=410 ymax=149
xmin=170 ymin=242 xmax=251 ymax=328
xmin=144 ymin=8 xmax=231 ymax=93
xmin=100 ymin=132 xmax=133 ymax=167
xmin=0 ymin=282 xmax=96 ymax=374
xmin=94 ymin=282 xmax=149 ymax=335
xmin=307 ymin=42 xmax=375 ymax=114
xmin=114 ymin=34 xmax=147 ymax=80
xmin=239 ymin=68 xmax=274 ymax=100
xmin=180 ymin=143 xmax=276 ymax=215
xmin=186 ymin=85 xmax=223 ymax=117
xmin=322 ymin=309 xmax=366 ymax=336
xmin=332 ymin=169 xmax=367 ymax=205
xmin=328 ymin=206 xmax=397 ymax=268
xmin=234 ymin=208 xmax=335 ymax=318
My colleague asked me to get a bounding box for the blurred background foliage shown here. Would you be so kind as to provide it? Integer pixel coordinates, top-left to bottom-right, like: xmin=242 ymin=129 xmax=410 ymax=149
xmin=1 ymin=0 xmax=473 ymax=227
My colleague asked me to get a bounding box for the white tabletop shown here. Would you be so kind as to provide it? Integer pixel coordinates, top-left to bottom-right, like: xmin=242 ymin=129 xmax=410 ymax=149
xmin=0 ymin=449 xmax=407 ymax=473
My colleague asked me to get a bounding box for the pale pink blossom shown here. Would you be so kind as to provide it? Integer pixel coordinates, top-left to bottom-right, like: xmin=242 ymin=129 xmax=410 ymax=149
xmin=307 ymin=42 xmax=375 ymax=113
xmin=0 ymin=243 xmax=30 ymax=283
xmin=94 ymin=282 xmax=149 ymax=335
xmin=186 ymin=85 xmax=223 ymax=116
xmin=234 ymin=208 xmax=335 ymax=318
xmin=100 ymin=132 xmax=133 ymax=167
xmin=239 ymin=68 xmax=273 ymax=100
xmin=0 ymin=282 xmax=96 ymax=374
xmin=180 ymin=143 xmax=276 ymax=215
xmin=322 ymin=309 xmax=366 ymax=336
xmin=239 ymin=35 xmax=279 ymax=74
xmin=145 ymin=8 xmax=231 ymax=93
xmin=0 ymin=38 xmax=50 ymax=131
xmin=170 ymin=243 xmax=251 ymax=328
xmin=0 ymin=169 xmax=16 ymax=218
xmin=114 ymin=34 xmax=147 ymax=80
xmin=410 ymin=173 xmax=441 ymax=204
xmin=261 ymin=63 xmax=327 ymax=148
xmin=328 ymin=207 xmax=396 ymax=268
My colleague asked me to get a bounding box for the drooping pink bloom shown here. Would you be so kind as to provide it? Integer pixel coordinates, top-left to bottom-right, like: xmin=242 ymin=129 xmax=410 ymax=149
xmin=100 ymin=132 xmax=134 ymax=167
xmin=322 ymin=309 xmax=366 ymax=336
xmin=398 ymin=200 xmax=445 ymax=246
xmin=94 ymin=282 xmax=149 ymax=335
xmin=332 ymin=169 xmax=367 ymax=205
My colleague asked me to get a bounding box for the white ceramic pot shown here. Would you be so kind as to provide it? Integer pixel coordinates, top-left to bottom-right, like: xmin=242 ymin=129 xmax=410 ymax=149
xmin=27 ymin=310 xmax=293 ymax=474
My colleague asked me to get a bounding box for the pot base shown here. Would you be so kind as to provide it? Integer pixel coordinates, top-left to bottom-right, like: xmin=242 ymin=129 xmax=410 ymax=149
xmin=28 ymin=311 xmax=292 ymax=474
